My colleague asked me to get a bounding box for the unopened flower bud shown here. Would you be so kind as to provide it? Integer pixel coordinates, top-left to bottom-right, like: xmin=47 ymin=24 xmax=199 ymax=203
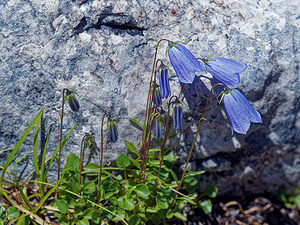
xmin=153 ymin=88 xmax=162 ymax=106
xmin=67 ymin=94 xmax=80 ymax=112
xmin=108 ymin=120 xmax=118 ymax=143
xmin=173 ymin=103 xmax=183 ymax=130
xmin=152 ymin=117 xmax=163 ymax=139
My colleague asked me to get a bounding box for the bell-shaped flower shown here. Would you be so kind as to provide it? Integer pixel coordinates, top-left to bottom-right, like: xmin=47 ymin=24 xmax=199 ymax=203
xmin=173 ymin=103 xmax=183 ymax=130
xmin=168 ymin=42 xmax=205 ymax=84
xmin=203 ymin=57 xmax=247 ymax=88
xmin=221 ymin=88 xmax=262 ymax=134
xmin=107 ymin=120 xmax=118 ymax=143
xmin=66 ymin=89 xmax=80 ymax=112
xmin=152 ymin=117 xmax=163 ymax=139
xmin=158 ymin=66 xmax=171 ymax=99
xmin=153 ymin=88 xmax=162 ymax=106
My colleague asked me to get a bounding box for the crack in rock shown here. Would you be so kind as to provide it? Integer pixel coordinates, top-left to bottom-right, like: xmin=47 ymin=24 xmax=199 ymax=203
xmin=74 ymin=14 xmax=146 ymax=36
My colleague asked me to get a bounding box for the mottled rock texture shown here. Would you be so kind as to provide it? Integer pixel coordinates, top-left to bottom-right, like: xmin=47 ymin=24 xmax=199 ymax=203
xmin=0 ymin=0 xmax=299 ymax=195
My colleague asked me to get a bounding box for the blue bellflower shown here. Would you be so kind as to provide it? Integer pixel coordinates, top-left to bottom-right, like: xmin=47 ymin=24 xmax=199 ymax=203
xmin=222 ymin=88 xmax=262 ymax=134
xmin=108 ymin=120 xmax=118 ymax=143
xmin=203 ymin=57 xmax=247 ymax=88
xmin=168 ymin=42 xmax=205 ymax=84
xmin=173 ymin=103 xmax=183 ymax=130
xmin=152 ymin=117 xmax=163 ymax=139
xmin=159 ymin=66 xmax=171 ymax=99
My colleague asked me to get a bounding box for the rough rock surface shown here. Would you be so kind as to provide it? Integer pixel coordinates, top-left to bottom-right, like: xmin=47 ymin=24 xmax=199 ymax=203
xmin=0 ymin=0 xmax=299 ymax=195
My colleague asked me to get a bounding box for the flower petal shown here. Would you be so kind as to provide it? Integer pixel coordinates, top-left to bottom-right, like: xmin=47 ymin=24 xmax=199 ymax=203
xmin=222 ymin=91 xmax=250 ymax=134
xmin=210 ymin=57 xmax=247 ymax=74
xmin=232 ymin=89 xmax=262 ymax=123
xmin=206 ymin=57 xmax=247 ymax=87
xmin=168 ymin=47 xmax=196 ymax=83
xmin=176 ymin=43 xmax=205 ymax=72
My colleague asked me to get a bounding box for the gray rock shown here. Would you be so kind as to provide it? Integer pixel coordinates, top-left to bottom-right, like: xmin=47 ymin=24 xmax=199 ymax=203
xmin=0 ymin=0 xmax=299 ymax=195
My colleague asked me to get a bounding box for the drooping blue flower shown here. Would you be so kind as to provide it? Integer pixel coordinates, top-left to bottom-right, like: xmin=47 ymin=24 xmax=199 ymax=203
xmin=203 ymin=57 xmax=247 ymax=88
xmin=158 ymin=66 xmax=171 ymax=99
xmin=222 ymin=88 xmax=262 ymax=134
xmin=153 ymin=88 xmax=162 ymax=106
xmin=108 ymin=120 xmax=118 ymax=143
xmin=173 ymin=103 xmax=183 ymax=130
xmin=152 ymin=117 xmax=163 ymax=139
xmin=66 ymin=89 xmax=80 ymax=112
xmin=168 ymin=42 xmax=205 ymax=84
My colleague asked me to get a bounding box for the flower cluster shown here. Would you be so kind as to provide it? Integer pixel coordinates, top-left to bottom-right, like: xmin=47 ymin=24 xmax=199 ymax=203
xmin=154 ymin=41 xmax=262 ymax=135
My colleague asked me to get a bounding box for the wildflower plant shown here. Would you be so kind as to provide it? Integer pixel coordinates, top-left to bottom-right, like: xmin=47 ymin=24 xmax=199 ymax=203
xmin=0 ymin=39 xmax=262 ymax=224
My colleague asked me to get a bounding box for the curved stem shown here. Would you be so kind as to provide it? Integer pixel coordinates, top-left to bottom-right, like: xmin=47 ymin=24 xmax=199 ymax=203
xmin=178 ymin=84 xmax=184 ymax=99
xmin=97 ymin=113 xmax=107 ymax=204
xmin=152 ymin=95 xmax=177 ymax=202
xmin=142 ymin=116 xmax=156 ymax=183
xmin=139 ymin=38 xmax=167 ymax=183
xmin=79 ymin=134 xmax=92 ymax=194
xmin=169 ymin=83 xmax=223 ymax=208
xmin=57 ymin=88 xmax=67 ymax=198
xmin=143 ymin=39 xmax=167 ymax=139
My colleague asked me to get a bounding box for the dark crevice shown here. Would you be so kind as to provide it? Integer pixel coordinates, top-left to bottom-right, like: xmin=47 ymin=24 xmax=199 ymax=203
xmin=74 ymin=16 xmax=88 ymax=34
xmin=74 ymin=14 xmax=146 ymax=36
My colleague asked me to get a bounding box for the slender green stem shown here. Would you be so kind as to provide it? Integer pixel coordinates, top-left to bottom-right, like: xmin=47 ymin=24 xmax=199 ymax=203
xmin=57 ymin=88 xmax=67 ymax=198
xmin=79 ymin=134 xmax=93 ymax=193
xmin=152 ymin=96 xmax=176 ymax=201
xmin=97 ymin=113 xmax=107 ymax=204
xmin=143 ymin=39 xmax=167 ymax=140
xmin=142 ymin=116 xmax=156 ymax=183
xmin=178 ymin=84 xmax=184 ymax=99
xmin=139 ymin=39 xmax=167 ymax=181
xmin=169 ymin=83 xmax=223 ymax=208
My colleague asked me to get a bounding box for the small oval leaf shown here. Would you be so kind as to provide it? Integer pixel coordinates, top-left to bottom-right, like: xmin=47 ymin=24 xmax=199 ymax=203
xmin=116 ymin=154 xmax=131 ymax=168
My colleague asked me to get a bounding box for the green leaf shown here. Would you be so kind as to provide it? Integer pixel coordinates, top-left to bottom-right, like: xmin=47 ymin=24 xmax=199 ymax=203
xmin=40 ymin=126 xmax=51 ymax=183
xmin=0 ymin=107 xmax=44 ymax=186
xmin=116 ymin=154 xmax=131 ymax=168
xmin=33 ymin=109 xmax=42 ymax=182
xmin=173 ymin=212 xmax=187 ymax=221
xmin=129 ymin=118 xmax=143 ymax=131
xmin=7 ymin=207 xmax=19 ymax=219
xmin=45 ymin=120 xmax=78 ymax=178
xmin=0 ymin=205 xmax=3 ymax=216
xmin=200 ymin=199 xmax=213 ymax=214
xmin=111 ymin=208 xmax=125 ymax=222
xmin=78 ymin=219 xmax=89 ymax=225
xmin=185 ymin=170 xmax=205 ymax=177
xmin=84 ymin=163 xmax=99 ymax=176
xmin=130 ymin=158 xmax=141 ymax=169
xmin=183 ymin=176 xmax=198 ymax=186
xmin=204 ymin=185 xmax=218 ymax=198
xmin=83 ymin=181 xmax=96 ymax=194
xmin=134 ymin=184 xmax=150 ymax=199
xmin=109 ymin=181 xmax=120 ymax=194
xmin=125 ymin=141 xmax=139 ymax=156
xmin=294 ymin=195 xmax=300 ymax=210
xmin=156 ymin=197 xmax=169 ymax=209
xmin=63 ymin=153 xmax=80 ymax=173
xmin=129 ymin=215 xmax=141 ymax=225
xmin=56 ymin=199 xmax=69 ymax=214
xmin=117 ymin=197 xmax=135 ymax=211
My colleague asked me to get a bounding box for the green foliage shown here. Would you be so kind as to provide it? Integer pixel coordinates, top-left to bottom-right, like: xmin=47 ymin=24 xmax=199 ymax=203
xmin=278 ymin=186 xmax=300 ymax=210
xmin=1 ymin=85 xmax=217 ymax=224
xmin=52 ymin=142 xmax=213 ymax=224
